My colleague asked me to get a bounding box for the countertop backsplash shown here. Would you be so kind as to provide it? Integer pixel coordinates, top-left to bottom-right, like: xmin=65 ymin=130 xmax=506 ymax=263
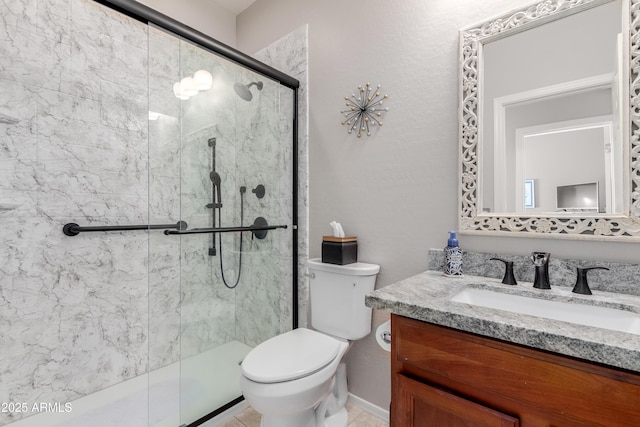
xmin=427 ymin=248 xmax=640 ymax=297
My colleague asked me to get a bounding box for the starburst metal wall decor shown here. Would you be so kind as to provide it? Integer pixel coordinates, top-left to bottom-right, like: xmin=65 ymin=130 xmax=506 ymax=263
xmin=340 ymin=83 xmax=389 ymax=138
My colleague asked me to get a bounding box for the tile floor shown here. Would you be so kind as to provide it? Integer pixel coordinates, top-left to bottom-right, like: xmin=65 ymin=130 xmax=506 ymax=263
xmin=217 ymin=402 xmax=389 ymax=427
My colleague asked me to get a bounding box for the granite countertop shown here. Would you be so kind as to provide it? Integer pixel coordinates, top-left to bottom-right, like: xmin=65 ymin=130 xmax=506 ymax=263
xmin=366 ymin=270 xmax=640 ymax=373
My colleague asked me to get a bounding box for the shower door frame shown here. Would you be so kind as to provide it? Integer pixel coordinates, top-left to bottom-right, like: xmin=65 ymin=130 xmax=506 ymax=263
xmin=95 ymin=0 xmax=300 ymax=423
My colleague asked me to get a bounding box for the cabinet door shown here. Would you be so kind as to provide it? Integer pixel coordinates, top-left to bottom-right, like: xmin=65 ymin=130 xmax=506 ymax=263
xmin=396 ymin=374 xmax=519 ymax=427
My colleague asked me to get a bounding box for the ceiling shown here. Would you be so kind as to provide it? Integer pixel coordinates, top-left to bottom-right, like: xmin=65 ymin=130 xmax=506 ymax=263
xmin=211 ymin=0 xmax=256 ymax=15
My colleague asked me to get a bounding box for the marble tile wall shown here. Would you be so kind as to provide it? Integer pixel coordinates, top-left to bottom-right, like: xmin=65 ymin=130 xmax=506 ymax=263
xmin=253 ymin=25 xmax=310 ymax=329
xmin=147 ymin=25 xmax=182 ymax=372
xmin=427 ymin=248 xmax=640 ymax=296
xmin=232 ymin=75 xmax=293 ymax=346
xmin=1 ymin=1 xmax=149 ymax=424
xmin=0 ymin=1 xmax=304 ymax=425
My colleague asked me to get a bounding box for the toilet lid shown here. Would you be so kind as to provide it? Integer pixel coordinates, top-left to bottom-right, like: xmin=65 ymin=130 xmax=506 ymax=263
xmin=241 ymin=328 xmax=342 ymax=383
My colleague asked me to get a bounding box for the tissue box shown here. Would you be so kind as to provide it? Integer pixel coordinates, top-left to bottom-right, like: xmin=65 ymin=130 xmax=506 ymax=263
xmin=321 ymin=236 xmax=358 ymax=265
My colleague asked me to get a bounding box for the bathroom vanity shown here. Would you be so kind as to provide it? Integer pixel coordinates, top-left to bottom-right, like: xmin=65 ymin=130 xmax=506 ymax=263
xmin=366 ymin=270 xmax=640 ymax=426
xmin=375 ymin=0 xmax=640 ymax=422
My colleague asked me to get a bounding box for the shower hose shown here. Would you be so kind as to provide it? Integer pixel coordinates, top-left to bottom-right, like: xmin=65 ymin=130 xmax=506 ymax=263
xmin=218 ymin=186 xmax=245 ymax=289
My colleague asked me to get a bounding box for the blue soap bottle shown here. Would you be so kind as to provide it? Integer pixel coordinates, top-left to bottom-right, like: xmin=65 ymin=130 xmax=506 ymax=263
xmin=444 ymin=231 xmax=463 ymax=277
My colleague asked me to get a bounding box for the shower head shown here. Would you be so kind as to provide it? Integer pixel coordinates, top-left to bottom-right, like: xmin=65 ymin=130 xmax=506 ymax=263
xmin=233 ymin=81 xmax=263 ymax=101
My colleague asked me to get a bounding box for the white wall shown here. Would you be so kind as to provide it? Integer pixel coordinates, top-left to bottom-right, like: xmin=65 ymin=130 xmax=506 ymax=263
xmin=236 ymin=0 xmax=640 ymax=411
xmin=522 ymin=128 xmax=605 ymax=212
xmin=136 ymin=0 xmax=237 ymax=46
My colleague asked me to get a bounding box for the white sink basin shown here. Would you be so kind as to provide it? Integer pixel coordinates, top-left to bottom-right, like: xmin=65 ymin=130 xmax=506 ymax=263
xmin=451 ymin=288 xmax=640 ymax=335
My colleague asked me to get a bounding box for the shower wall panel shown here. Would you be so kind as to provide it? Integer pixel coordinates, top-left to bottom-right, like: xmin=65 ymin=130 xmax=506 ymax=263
xmin=148 ymin=26 xmax=182 ymax=371
xmin=233 ymin=76 xmax=294 ymax=346
xmin=252 ymin=25 xmax=309 ymax=330
xmin=0 ymin=0 xmax=150 ymax=424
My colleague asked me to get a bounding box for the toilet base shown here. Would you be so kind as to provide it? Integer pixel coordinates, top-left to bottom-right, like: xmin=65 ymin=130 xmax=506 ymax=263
xmin=323 ymin=407 xmax=348 ymax=427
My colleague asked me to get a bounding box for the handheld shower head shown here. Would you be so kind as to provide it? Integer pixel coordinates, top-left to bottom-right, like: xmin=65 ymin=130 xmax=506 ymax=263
xmin=233 ymin=81 xmax=263 ymax=101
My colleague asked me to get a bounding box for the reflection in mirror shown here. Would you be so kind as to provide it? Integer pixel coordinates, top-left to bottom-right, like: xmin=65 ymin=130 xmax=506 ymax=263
xmin=459 ymin=0 xmax=640 ymax=239
xmin=514 ymin=116 xmax=620 ymax=214
xmin=482 ymin=0 xmax=622 ymax=214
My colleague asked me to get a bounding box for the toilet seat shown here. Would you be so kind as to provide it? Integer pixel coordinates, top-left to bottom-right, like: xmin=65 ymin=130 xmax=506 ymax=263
xmin=241 ymin=328 xmax=342 ymax=383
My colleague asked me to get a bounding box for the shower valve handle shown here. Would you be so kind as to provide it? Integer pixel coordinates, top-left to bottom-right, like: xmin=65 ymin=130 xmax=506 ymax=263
xmin=252 ymin=184 xmax=265 ymax=199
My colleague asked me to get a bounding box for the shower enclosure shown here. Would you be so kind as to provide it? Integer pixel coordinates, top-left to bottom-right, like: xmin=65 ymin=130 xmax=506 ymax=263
xmin=0 ymin=1 xmax=299 ymax=426
xmin=147 ymin=18 xmax=299 ymax=426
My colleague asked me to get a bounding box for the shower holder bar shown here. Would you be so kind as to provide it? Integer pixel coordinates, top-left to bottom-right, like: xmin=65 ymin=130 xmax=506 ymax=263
xmin=164 ymin=224 xmax=287 ymax=236
xmin=63 ymin=221 xmax=188 ymax=236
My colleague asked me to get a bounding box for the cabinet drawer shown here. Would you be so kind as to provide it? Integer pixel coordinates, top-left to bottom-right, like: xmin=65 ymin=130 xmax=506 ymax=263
xmin=396 ymin=374 xmax=519 ymax=427
xmin=392 ymin=315 xmax=640 ymax=426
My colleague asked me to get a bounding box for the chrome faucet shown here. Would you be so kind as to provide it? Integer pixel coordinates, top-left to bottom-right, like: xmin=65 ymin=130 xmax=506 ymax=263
xmin=530 ymin=252 xmax=551 ymax=289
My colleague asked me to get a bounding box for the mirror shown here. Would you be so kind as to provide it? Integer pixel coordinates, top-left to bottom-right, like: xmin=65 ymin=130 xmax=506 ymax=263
xmin=459 ymin=0 xmax=640 ymax=239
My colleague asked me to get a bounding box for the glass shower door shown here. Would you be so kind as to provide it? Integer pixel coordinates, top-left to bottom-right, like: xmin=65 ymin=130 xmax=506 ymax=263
xmin=148 ymin=23 xmax=295 ymax=426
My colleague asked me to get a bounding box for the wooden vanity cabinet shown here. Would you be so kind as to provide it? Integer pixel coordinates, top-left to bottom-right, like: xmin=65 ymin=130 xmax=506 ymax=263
xmin=391 ymin=314 xmax=640 ymax=427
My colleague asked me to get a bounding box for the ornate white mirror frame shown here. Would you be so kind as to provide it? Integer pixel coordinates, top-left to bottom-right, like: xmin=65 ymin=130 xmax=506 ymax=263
xmin=459 ymin=0 xmax=640 ymax=240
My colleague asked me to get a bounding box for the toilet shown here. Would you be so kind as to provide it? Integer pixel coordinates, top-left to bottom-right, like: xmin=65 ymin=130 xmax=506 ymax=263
xmin=240 ymin=258 xmax=380 ymax=427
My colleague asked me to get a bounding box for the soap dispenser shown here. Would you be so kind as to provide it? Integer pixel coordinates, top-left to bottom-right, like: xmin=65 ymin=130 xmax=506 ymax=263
xmin=444 ymin=231 xmax=463 ymax=277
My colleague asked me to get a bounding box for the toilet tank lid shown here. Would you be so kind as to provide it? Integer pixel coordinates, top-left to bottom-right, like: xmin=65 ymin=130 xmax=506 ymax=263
xmin=241 ymin=328 xmax=342 ymax=383
xmin=307 ymin=258 xmax=380 ymax=275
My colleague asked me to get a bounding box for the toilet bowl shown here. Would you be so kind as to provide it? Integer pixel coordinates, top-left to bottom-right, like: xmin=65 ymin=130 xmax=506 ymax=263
xmin=240 ymin=259 xmax=380 ymax=427
xmin=240 ymin=328 xmax=350 ymax=427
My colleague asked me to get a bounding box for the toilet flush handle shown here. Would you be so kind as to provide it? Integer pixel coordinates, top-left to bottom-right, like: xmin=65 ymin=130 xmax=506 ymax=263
xmin=304 ymin=271 xmax=315 ymax=279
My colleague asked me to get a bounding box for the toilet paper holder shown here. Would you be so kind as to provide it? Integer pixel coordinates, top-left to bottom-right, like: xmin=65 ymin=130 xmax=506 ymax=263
xmin=375 ymin=320 xmax=392 ymax=352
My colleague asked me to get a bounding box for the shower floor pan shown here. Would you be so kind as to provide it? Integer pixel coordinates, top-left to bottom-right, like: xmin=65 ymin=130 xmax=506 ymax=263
xmin=8 ymin=340 xmax=251 ymax=427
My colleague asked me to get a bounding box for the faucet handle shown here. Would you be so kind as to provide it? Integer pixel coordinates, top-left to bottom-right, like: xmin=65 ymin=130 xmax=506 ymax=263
xmin=572 ymin=266 xmax=609 ymax=295
xmin=490 ymin=257 xmax=517 ymax=285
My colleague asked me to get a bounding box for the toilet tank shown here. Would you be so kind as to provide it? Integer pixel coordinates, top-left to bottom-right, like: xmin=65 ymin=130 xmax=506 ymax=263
xmin=306 ymin=258 xmax=380 ymax=340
